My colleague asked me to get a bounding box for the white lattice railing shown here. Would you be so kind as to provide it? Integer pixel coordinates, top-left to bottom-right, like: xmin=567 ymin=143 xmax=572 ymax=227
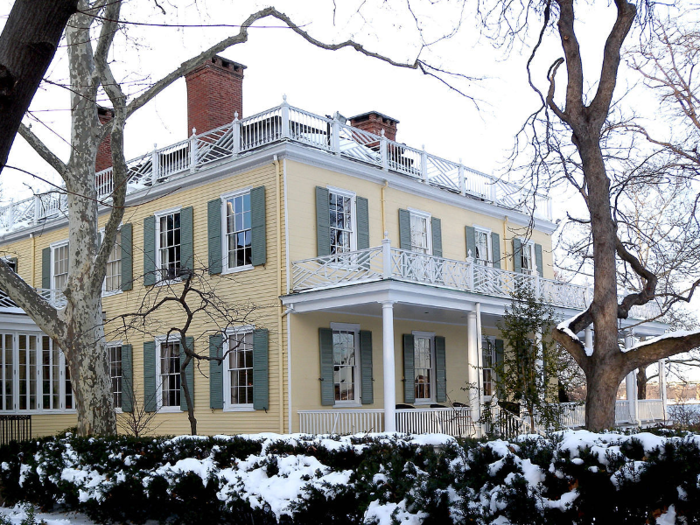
xmin=0 ymin=98 xmax=552 ymax=238
xmin=0 ymin=288 xmax=66 ymax=312
xmin=292 ymin=241 xmax=589 ymax=311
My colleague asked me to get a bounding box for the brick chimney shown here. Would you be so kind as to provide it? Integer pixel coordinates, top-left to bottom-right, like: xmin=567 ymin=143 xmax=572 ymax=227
xmin=95 ymin=106 xmax=114 ymax=172
xmin=185 ymin=55 xmax=246 ymax=136
xmin=349 ymin=111 xmax=399 ymax=142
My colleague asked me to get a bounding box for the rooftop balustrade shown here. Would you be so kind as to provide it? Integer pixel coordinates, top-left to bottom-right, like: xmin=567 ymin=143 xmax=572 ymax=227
xmin=0 ymin=98 xmax=551 ymax=237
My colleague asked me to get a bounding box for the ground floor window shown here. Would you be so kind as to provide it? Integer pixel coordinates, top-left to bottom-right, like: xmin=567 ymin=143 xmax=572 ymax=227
xmin=482 ymin=337 xmax=496 ymax=397
xmin=225 ymin=331 xmax=254 ymax=407
xmin=157 ymin=340 xmax=181 ymax=409
xmin=108 ymin=344 xmax=122 ymax=409
xmin=413 ymin=332 xmax=434 ymax=401
xmin=332 ymin=323 xmax=360 ymax=404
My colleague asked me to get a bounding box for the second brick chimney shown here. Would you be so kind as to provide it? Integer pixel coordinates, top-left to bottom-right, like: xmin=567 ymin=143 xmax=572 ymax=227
xmin=185 ymin=55 xmax=246 ymax=136
xmin=95 ymin=106 xmax=114 ymax=172
xmin=349 ymin=111 xmax=399 ymax=142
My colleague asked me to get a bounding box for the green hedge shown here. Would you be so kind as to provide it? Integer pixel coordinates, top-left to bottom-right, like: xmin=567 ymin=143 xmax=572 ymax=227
xmin=0 ymin=430 xmax=698 ymax=524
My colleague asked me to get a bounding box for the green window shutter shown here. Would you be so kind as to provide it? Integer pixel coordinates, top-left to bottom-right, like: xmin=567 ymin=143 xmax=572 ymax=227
xmin=41 ymin=247 xmax=51 ymax=289
xmin=495 ymin=339 xmax=505 ymax=399
xmin=491 ymin=233 xmax=501 ymax=269
xmin=319 ymin=328 xmax=334 ymax=406
xmin=143 ymin=216 xmax=156 ymax=286
xmin=180 ymin=337 xmax=194 ymax=411
xmin=465 ymin=226 xmax=476 ymax=259
xmin=207 ymin=199 xmax=222 ymax=275
xmin=251 ymin=186 xmax=267 ymax=266
xmin=180 ymin=207 xmax=194 ymax=272
xmin=398 ymin=209 xmax=411 ymax=250
xmin=120 ymin=224 xmax=133 ymax=291
xmin=316 ymin=187 xmax=331 ymax=257
xmin=360 ymin=330 xmax=373 ymax=405
xmin=535 ymin=243 xmax=544 ymax=277
xmin=253 ymin=329 xmax=269 ymax=410
xmin=431 ymin=217 xmax=442 ymax=257
xmin=143 ymin=341 xmax=157 ymax=413
xmin=512 ymin=238 xmax=522 ymax=274
xmin=403 ymin=334 xmax=415 ymax=404
xmin=356 ymin=197 xmax=370 ymax=250
xmin=435 ymin=336 xmax=446 ymax=403
xmin=209 ymin=334 xmax=223 ymax=409
xmin=121 ymin=344 xmax=133 ymax=413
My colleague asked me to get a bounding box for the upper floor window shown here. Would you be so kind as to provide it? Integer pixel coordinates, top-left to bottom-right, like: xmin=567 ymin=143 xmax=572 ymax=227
xmin=329 ymin=189 xmax=356 ymax=255
xmin=223 ymin=190 xmax=252 ymax=271
xmin=51 ymin=242 xmax=69 ymax=291
xmin=156 ymin=210 xmax=181 ymax=281
xmin=521 ymin=241 xmax=535 ymax=275
xmin=104 ymin=230 xmax=122 ymax=294
xmin=409 ymin=210 xmax=431 ymax=255
xmin=474 ymin=229 xmax=491 ymax=266
xmin=413 ymin=332 xmax=434 ymax=402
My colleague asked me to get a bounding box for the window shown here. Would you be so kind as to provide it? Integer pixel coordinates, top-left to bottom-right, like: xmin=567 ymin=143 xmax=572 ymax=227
xmin=409 ymin=210 xmax=431 ymax=255
xmin=104 ymin=230 xmax=122 ymax=293
xmin=482 ymin=337 xmax=496 ymax=398
xmin=521 ymin=240 xmax=535 ymax=275
xmin=156 ymin=210 xmax=181 ymax=281
xmin=413 ymin=332 xmax=434 ymax=401
xmin=108 ymin=345 xmax=122 ymax=409
xmin=329 ymin=189 xmax=355 ymax=255
xmin=332 ymin=323 xmax=360 ymax=403
xmin=157 ymin=340 xmax=181 ymax=408
xmin=224 ymin=330 xmax=253 ymax=408
xmin=52 ymin=242 xmax=69 ymax=290
xmin=474 ymin=229 xmax=491 ymax=266
xmin=223 ymin=191 xmax=252 ymax=271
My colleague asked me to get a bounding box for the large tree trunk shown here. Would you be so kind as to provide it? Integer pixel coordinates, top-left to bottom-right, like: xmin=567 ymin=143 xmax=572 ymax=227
xmin=637 ymin=368 xmax=648 ymax=400
xmin=584 ymin=364 xmax=626 ymax=430
xmin=0 ymin=0 xmax=77 ymax=172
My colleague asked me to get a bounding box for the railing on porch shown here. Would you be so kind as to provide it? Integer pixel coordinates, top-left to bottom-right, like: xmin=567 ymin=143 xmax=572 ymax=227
xmin=0 ymin=288 xmax=67 ymax=312
xmin=0 ymin=415 xmax=31 ymax=445
xmin=298 ymin=409 xmax=384 ymax=435
xmin=395 ymin=407 xmax=474 ymax=437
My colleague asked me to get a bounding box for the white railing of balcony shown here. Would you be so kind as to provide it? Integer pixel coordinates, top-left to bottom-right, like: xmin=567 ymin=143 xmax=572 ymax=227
xmin=291 ymin=247 xmax=385 ymax=291
xmin=0 ymin=98 xmax=552 ymax=237
xmin=0 ymin=288 xmax=66 ymax=312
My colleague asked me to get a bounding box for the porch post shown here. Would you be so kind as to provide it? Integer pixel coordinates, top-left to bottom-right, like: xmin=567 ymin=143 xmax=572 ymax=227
xmin=659 ymin=358 xmax=667 ymax=420
xmin=584 ymin=327 xmax=593 ymax=355
xmin=467 ymin=310 xmax=480 ymax=434
xmin=624 ymin=330 xmax=639 ymax=425
xmin=382 ymin=300 xmax=396 ymax=432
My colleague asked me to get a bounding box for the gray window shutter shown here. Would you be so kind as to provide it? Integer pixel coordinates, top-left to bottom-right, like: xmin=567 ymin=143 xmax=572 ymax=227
xmin=143 ymin=340 xmax=157 ymax=412
xmin=356 ymin=196 xmax=370 ymax=250
xmin=403 ymin=334 xmax=415 ymax=404
xmin=491 ymin=233 xmax=501 ymax=269
xmin=122 ymin=344 xmax=133 ymax=413
xmin=316 ymin=187 xmax=331 ymax=257
xmin=495 ymin=339 xmax=505 ymax=398
xmin=41 ymin=247 xmax=51 ymax=289
xmin=209 ymin=334 xmax=223 ymax=409
xmin=319 ymin=328 xmax=334 ymax=406
xmin=251 ymin=186 xmax=267 ymax=266
xmin=465 ymin=226 xmax=476 ymax=259
xmin=535 ymin=243 xmax=543 ymax=277
xmin=399 ymin=209 xmax=411 ymax=250
xmin=360 ymin=330 xmax=373 ymax=405
xmin=143 ymin=216 xmax=156 ymax=286
xmin=253 ymin=329 xmax=269 ymax=410
xmin=207 ymin=199 xmax=222 ymax=275
xmin=431 ymin=217 xmax=442 ymax=257
xmin=435 ymin=336 xmax=446 ymax=403
xmin=512 ymin=238 xmax=522 ymax=274
xmin=120 ymin=223 xmax=133 ymax=291
xmin=180 ymin=337 xmax=195 ymax=411
xmin=180 ymin=207 xmax=194 ymax=272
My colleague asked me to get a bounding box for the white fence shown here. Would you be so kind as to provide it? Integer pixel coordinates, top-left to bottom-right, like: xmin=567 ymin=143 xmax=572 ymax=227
xmin=0 ymin=99 xmax=551 ymax=238
xmin=0 ymin=288 xmax=66 ymax=312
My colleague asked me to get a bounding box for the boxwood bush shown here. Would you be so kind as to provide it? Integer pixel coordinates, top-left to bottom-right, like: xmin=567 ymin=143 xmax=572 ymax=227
xmin=0 ymin=430 xmax=698 ymax=524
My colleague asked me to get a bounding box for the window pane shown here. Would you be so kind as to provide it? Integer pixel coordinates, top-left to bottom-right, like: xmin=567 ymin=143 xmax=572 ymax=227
xmin=414 ymin=336 xmax=432 ymax=400
xmin=329 ymin=192 xmax=354 ymax=255
xmin=105 ymin=231 xmax=122 ymax=292
xmin=227 ymin=332 xmax=253 ymax=405
xmin=225 ymin=193 xmax=252 ymax=269
xmin=160 ymin=342 xmax=180 ymax=407
xmin=158 ymin=213 xmax=181 ymax=280
xmin=332 ymin=330 xmax=356 ymax=402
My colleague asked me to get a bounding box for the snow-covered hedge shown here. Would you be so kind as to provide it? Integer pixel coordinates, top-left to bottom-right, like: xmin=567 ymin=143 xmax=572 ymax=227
xmin=0 ymin=430 xmax=698 ymax=524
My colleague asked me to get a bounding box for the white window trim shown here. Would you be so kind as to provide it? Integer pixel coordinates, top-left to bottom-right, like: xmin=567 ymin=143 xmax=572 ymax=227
xmin=222 ymin=325 xmax=255 ymax=412
xmin=412 ymin=330 xmax=435 ymax=405
xmin=220 ymin=188 xmax=254 ymax=276
xmin=327 ymin=186 xmax=358 ymax=254
xmin=106 ymin=341 xmax=123 ymax=413
xmin=100 ymin=228 xmax=123 ymax=297
xmin=154 ymin=207 xmax=183 ymax=285
xmin=473 ymin=225 xmax=492 ymax=266
xmin=407 ymin=208 xmax=432 ymax=255
xmin=330 ymin=322 xmax=362 ymax=407
xmin=50 ymin=239 xmax=69 ymax=292
xmin=154 ymin=334 xmax=182 ymax=413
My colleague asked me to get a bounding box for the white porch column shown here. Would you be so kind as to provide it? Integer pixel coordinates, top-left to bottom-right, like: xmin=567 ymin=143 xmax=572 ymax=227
xmin=466 ymin=310 xmax=480 ymax=434
xmin=584 ymin=327 xmax=593 ymax=355
xmin=659 ymin=358 xmax=667 ymax=420
xmin=382 ymin=301 xmax=396 ymax=432
xmin=624 ymin=330 xmax=639 ymax=425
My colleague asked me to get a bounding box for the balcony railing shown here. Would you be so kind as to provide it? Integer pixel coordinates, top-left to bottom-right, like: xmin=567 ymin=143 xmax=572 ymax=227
xmin=0 ymin=98 xmax=551 ymax=238
xmin=0 ymin=288 xmax=67 ymax=312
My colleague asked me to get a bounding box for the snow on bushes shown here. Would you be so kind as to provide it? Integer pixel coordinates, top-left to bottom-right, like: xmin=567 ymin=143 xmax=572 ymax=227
xmin=0 ymin=430 xmax=698 ymax=524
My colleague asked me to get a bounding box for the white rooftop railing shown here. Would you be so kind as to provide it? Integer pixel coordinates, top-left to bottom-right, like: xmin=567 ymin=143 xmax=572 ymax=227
xmin=0 ymin=97 xmax=551 ymax=238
